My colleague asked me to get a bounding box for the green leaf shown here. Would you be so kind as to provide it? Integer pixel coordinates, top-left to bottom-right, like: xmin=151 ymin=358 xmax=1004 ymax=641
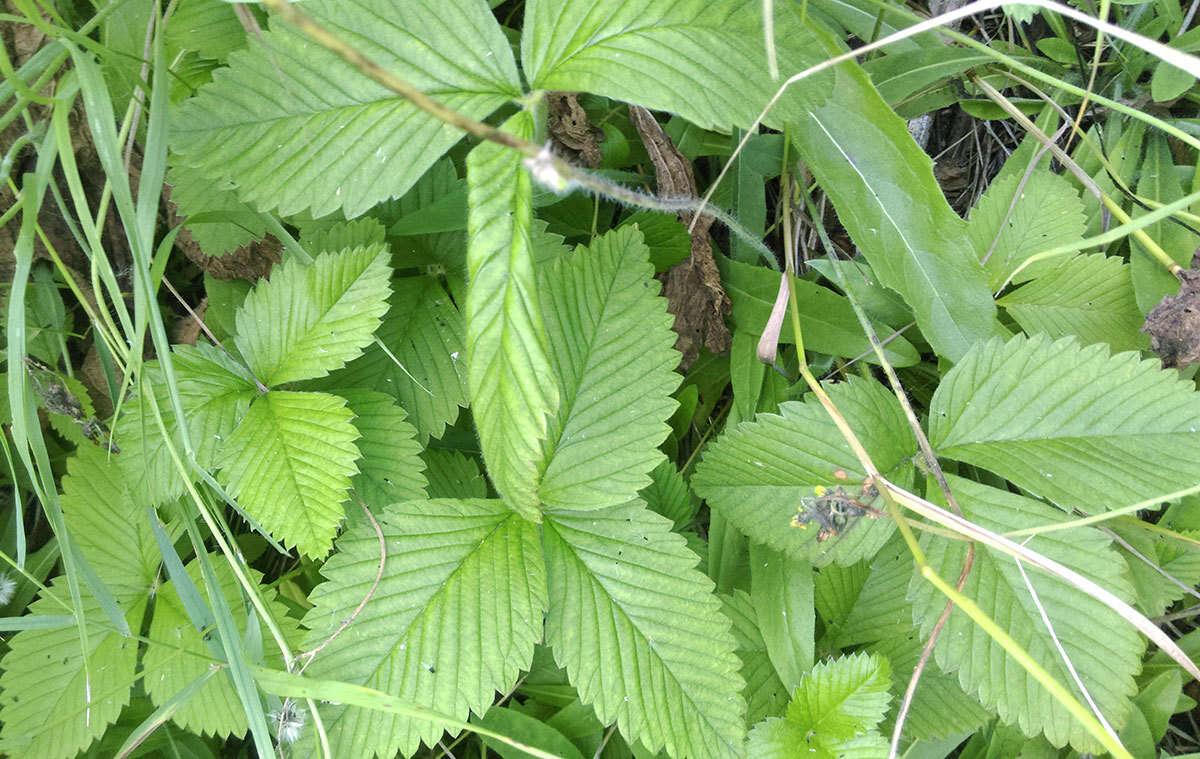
xmin=1131 ymin=134 xmax=1200 ymax=312
xmin=475 ymin=706 xmax=586 ymax=759
xmin=301 ymin=499 xmax=546 ymax=758
xmin=1109 ymin=524 xmax=1200 ymax=617
xmin=790 ymin=27 xmax=1001 ymax=361
xmin=421 ymin=449 xmax=487 ymax=499
xmin=0 ymin=587 xmax=146 ymax=759
xmin=167 ymin=160 xmax=266 ymax=258
xmin=315 ymin=276 xmax=468 ymax=442
xmin=998 ymin=254 xmax=1149 ymax=352
xmin=143 ymin=557 xmax=299 ymax=738
xmin=542 ymin=501 xmax=745 ymax=759
xmin=118 ymin=347 xmax=256 ymax=507
xmin=908 ymin=476 xmax=1142 ymax=750
xmin=342 ymin=389 xmax=427 ymax=508
xmin=618 ymin=213 xmax=691 ymax=272
xmin=749 ymin=542 xmax=814 ymax=691
xmin=639 ymin=460 xmax=696 ymax=530
xmin=216 ymin=391 xmax=359 ymax=558
xmin=466 ymin=110 xmax=559 ymax=518
xmin=170 ymin=0 xmax=520 ymax=218
xmin=693 ymin=377 xmax=913 ymax=563
xmin=722 ymin=591 xmax=789 ymax=726
xmin=1151 ymin=60 xmax=1196 ymax=102
xmin=522 ymin=0 xmax=827 ymax=132
xmin=537 ymin=227 xmax=680 ymax=511
xmin=301 ymin=218 xmax=387 ymax=254
xmin=60 ymin=445 xmax=161 ymax=603
xmin=823 ymin=538 xmax=911 ymax=650
xmin=746 ymin=652 xmax=891 ymax=759
xmin=967 ymin=168 xmax=1087 ymax=291
xmin=165 ymin=0 xmax=249 ymax=60
xmin=929 ymin=334 xmax=1200 ymax=513
xmin=235 ymin=246 xmax=392 ymax=386
xmin=718 ymin=256 xmax=920 ymax=367
xmin=866 ymin=634 xmax=990 ymax=741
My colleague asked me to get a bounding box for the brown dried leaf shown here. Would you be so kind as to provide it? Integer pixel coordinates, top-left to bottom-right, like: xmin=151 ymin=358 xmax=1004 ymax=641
xmin=628 ymin=105 xmax=731 ymax=369
xmin=1143 ymin=250 xmax=1200 ymax=369
xmin=547 ymin=92 xmax=604 ymax=168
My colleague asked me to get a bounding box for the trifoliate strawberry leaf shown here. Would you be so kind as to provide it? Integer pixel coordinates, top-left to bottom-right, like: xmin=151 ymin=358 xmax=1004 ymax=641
xmin=300 ymin=499 xmax=546 ymax=758
xmin=929 ymin=334 xmax=1200 ymax=513
xmin=235 ymin=245 xmax=392 ymax=386
xmin=216 ymin=391 xmax=359 ymax=558
xmin=998 ymin=254 xmax=1148 ymax=352
xmin=537 ymin=227 xmax=680 ymax=511
xmin=312 ymin=276 xmax=467 ymax=442
xmin=466 ymin=110 xmax=559 ymax=518
xmin=543 ymin=501 xmax=746 ymax=759
xmin=693 ymin=377 xmax=914 ymax=563
xmin=143 ymin=557 xmax=300 ymax=738
xmin=908 ymin=476 xmax=1141 ymax=751
xmin=341 ymin=389 xmax=427 ymax=508
xmin=746 ymin=652 xmax=891 ymax=759
xmin=170 ymin=0 xmax=520 ymax=218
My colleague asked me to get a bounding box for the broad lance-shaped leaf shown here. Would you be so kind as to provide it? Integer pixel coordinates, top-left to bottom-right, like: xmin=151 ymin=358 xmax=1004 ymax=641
xmin=523 ymin=0 xmax=830 ymax=131
xmin=693 ymin=377 xmax=915 ymax=564
xmin=341 ymin=389 xmax=427 ymax=509
xmin=542 ymin=501 xmax=746 ymax=759
xmin=235 ymin=245 xmax=392 ymax=387
xmin=299 ymin=500 xmax=546 ymax=758
xmin=143 ymin=557 xmax=300 ymax=739
xmin=0 ymin=445 xmax=158 ymax=758
xmin=466 ymin=110 xmax=559 ymax=519
xmin=537 ymin=227 xmax=679 ymax=511
xmin=998 ymin=254 xmax=1148 ymax=353
xmin=790 ymin=25 xmax=1002 ymax=362
xmin=722 ymin=591 xmax=789 ymax=726
xmin=746 ymin=652 xmax=891 ymax=759
xmin=217 ymin=391 xmax=359 ymax=558
xmin=908 ymin=476 xmax=1141 ymax=750
xmin=311 ymin=276 xmax=468 ymax=442
xmin=170 ymin=0 xmax=520 ymax=218
xmin=929 ymin=334 xmax=1200 ymax=513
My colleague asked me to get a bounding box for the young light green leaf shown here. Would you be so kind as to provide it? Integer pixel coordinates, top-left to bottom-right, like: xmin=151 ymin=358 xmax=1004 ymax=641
xmin=235 ymin=245 xmax=392 ymax=386
xmin=968 ymin=168 xmax=1087 ymax=291
xmin=791 ymin=27 xmax=1002 ymax=361
xmin=537 ymin=227 xmax=680 ymax=511
xmin=542 ymin=501 xmax=746 ymax=759
xmin=301 ymin=499 xmax=546 ymax=758
xmin=908 ymin=476 xmax=1141 ymax=750
xmin=312 ymin=276 xmax=467 ymax=442
xmin=466 ymin=111 xmax=559 ymax=519
xmin=693 ymin=377 xmax=914 ymax=562
xmin=341 ymin=389 xmax=427 ymax=508
xmin=170 ymin=0 xmax=520 ymax=218
xmin=523 ymin=0 xmax=828 ymax=131
xmin=929 ymin=334 xmax=1200 ymax=513
xmin=998 ymin=254 xmax=1148 ymax=352
xmin=0 ymin=588 xmax=147 ymax=759
xmin=746 ymin=652 xmax=891 ymax=759
xmin=143 ymin=557 xmax=299 ymax=739
xmin=722 ymin=591 xmax=789 ymax=726
xmin=216 ymin=391 xmax=359 ymax=558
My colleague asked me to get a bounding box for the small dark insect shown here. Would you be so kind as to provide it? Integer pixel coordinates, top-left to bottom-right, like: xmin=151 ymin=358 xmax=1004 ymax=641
xmin=790 ymin=483 xmax=877 ymax=542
